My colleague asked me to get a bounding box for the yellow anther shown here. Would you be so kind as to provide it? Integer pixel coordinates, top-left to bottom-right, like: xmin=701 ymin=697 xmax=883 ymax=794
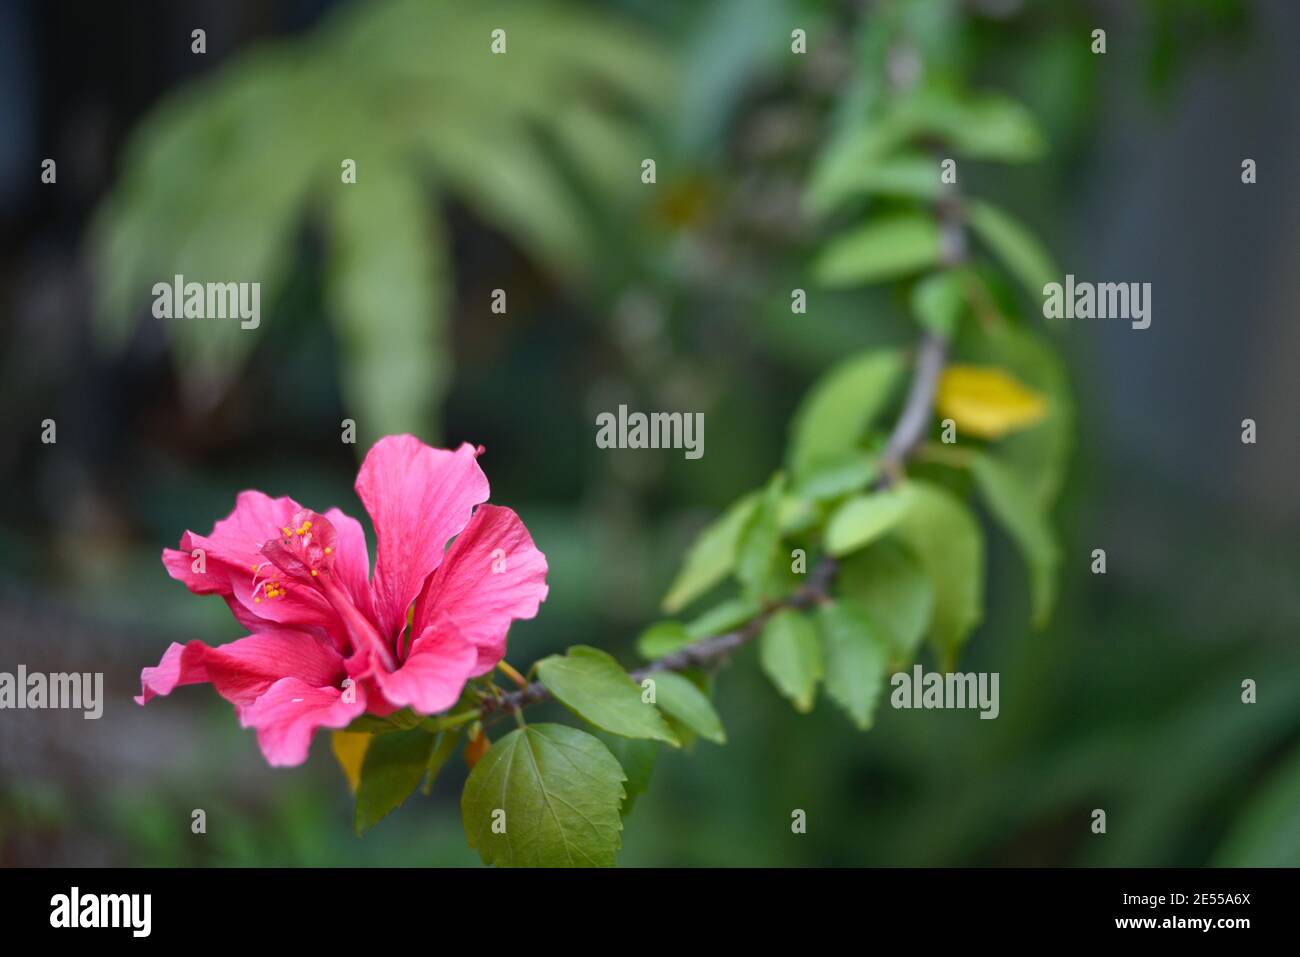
xmin=310 ymin=569 xmax=318 ymax=577
xmin=324 ymin=547 xmax=332 ymax=555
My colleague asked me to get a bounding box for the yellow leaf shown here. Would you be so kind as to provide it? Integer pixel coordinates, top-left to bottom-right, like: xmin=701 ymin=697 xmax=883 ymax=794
xmin=331 ymin=731 xmax=372 ymax=794
xmin=936 ymin=365 xmax=1048 ymax=439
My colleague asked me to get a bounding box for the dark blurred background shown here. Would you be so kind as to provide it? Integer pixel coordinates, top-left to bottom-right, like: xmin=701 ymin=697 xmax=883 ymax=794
xmin=1 ymin=0 xmax=1298 ymax=866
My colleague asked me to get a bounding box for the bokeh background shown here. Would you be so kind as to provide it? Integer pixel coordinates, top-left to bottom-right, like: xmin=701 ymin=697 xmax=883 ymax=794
xmin=2 ymin=0 xmax=1298 ymax=866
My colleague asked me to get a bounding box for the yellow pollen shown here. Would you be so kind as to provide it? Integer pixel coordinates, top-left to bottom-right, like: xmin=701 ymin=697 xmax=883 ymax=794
xmin=310 ymin=569 xmax=318 ymax=577
xmin=324 ymin=547 xmax=332 ymax=555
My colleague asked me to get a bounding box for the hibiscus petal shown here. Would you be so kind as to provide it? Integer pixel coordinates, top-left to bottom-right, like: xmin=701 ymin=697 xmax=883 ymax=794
xmin=164 ymin=492 xmax=376 ymax=642
xmin=324 ymin=507 xmax=374 ymax=621
xmin=136 ymin=630 xmax=346 ymax=708
xmin=372 ymin=629 xmax=477 ymax=715
xmin=240 ymin=677 xmax=367 ymax=767
xmin=164 ymin=492 xmax=303 ymax=594
xmin=135 ymin=641 xmax=209 ymax=704
xmin=229 ymin=571 xmax=338 ymax=631
xmin=355 ymin=436 xmax=489 ymax=641
xmin=412 ymin=505 xmax=548 ymax=676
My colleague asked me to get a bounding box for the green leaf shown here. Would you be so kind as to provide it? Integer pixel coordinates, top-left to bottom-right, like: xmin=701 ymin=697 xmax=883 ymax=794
xmin=461 ymin=723 xmax=626 ymax=867
xmin=808 ymin=151 xmax=944 ymax=213
xmin=420 ymin=728 xmax=463 ymax=796
xmin=911 ymin=268 xmax=971 ymax=338
xmin=636 ymin=621 xmax=692 ymax=660
xmin=835 ymin=539 xmax=935 ymax=662
xmin=1215 ymin=743 xmax=1300 ymax=866
xmin=597 ymin=734 xmax=658 ymax=816
xmin=970 ymin=452 xmax=1059 ymax=628
xmin=684 ymin=596 xmax=763 ymax=640
xmin=758 ymin=608 xmax=823 ymax=713
xmin=896 ymin=89 xmax=1046 ymax=163
xmin=788 ymin=349 xmax=905 ymax=477
xmin=735 ymin=474 xmax=786 ymax=602
xmin=354 ymin=727 xmax=437 ymax=836
xmin=661 ymin=493 xmax=760 ymax=613
xmin=805 ymin=111 xmax=921 ymax=216
xmin=825 ymin=488 xmax=912 ymax=557
xmin=536 ymin=646 xmax=679 ymax=746
xmin=805 ymin=90 xmax=1043 ymax=215
xmin=791 ymin=451 xmax=879 ymax=501
xmin=892 ymin=481 xmax=984 ymax=667
xmin=813 ymin=214 xmax=942 ymax=287
xmin=646 ymin=671 xmax=726 ymax=744
xmin=816 ymin=602 xmax=890 ymax=731
xmin=965 ymin=199 xmax=1058 ymax=299
xmin=963 ymin=322 xmax=1073 ymax=510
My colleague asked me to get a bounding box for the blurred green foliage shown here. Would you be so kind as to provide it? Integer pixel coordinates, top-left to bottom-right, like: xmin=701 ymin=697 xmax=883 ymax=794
xmin=91 ymin=0 xmax=671 ymax=445
xmin=7 ymin=0 xmax=1295 ymax=868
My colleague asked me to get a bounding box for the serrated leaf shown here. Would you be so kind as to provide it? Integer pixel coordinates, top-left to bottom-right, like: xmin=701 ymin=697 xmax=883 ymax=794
xmin=809 ymin=151 xmax=945 ymax=212
xmin=806 ymin=91 xmax=1043 ymax=216
xmin=816 ymin=602 xmax=890 ymax=730
xmin=788 ymin=349 xmax=905 ymax=477
xmin=461 ymin=723 xmax=626 ymax=867
xmin=661 ymin=493 xmax=760 ymax=613
xmin=646 ymin=671 xmax=726 ymax=744
xmin=825 ymin=488 xmax=912 ymax=556
xmin=331 ymin=731 xmax=371 ymax=794
xmin=813 ymin=214 xmax=942 ymax=287
xmin=354 ymin=727 xmax=437 ymax=835
xmin=636 ymin=620 xmax=692 ymax=660
xmin=896 ymin=89 xmax=1046 ymax=163
xmin=892 ymin=481 xmax=984 ymax=667
xmin=735 ymin=474 xmax=786 ymax=602
xmin=936 ymin=364 xmax=1049 ymax=439
xmin=965 ymin=199 xmax=1058 ymax=298
xmin=758 ymin=608 xmax=823 ymax=713
xmin=970 ymin=452 xmax=1059 ymax=628
xmin=597 ymin=733 xmax=658 ymax=816
xmin=791 ymin=450 xmax=879 ymax=501
xmin=804 ymin=112 xmax=920 ymax=216
xmin=835 ymin=539 xmax=935 ymax=662
xmin=911 ymin=268 xmax=971 ymax=338
xmin=536 ymin=646 xmax=679 ymax=746
xmin=684 ymin=596 xmax=763 ymax=640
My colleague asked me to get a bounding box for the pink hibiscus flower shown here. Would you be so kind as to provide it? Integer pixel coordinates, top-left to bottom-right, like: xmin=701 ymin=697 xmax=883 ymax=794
xmin=136 ymin=435 xmax=548 ymax=766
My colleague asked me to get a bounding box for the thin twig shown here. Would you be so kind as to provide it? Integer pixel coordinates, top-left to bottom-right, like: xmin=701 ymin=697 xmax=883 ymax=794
xmin=480 ymin=328 xmax=950 ymax=726
xmin=479 ymin=48 xmax=971 ymax=726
